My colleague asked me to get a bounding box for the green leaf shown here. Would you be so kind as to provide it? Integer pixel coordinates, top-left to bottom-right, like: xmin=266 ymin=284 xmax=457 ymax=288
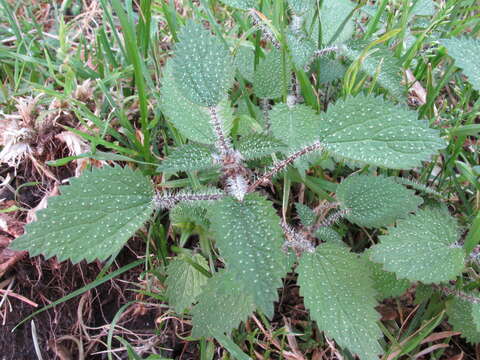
xmin=287 ymin=0 xmax=316 ymax=15
xmin=270 ymin=103 xmax=319 ymax=152
xmin=295 ymin=203 xmax=316 ymax=227
xmin=321 ymin=0 xmax=356 ymax=44
xmin=336 ymin=175 xmax=423 ymax=228
xmin=345 ymin=44 xmax=405 ymax=99
xmin=315 ymin=227 xmax=345 ymax=246
xmin=235 ymin=134 xmax=286 ymax=160
xmin=170 ymin=203 xmax=210 ymax=229
xmin=158 ymin=144 xmax=217 ymax=173
xmin=208 ymin=194 xmax=286 ymax=317
xmin=165 ymin=254 xmax=209 ymax=313
xmin=411 ymin=0 xmax=436 ymax=16
xmin=319 ymin=94 xmax=445 ymax=169
xmin=364 ymin=253 xmax=410 ymax=300
xmin=9 ymin=166 xmax=154 ymax=263
xmin=172 ymin=21 xmax=234 ymax=106
xmin=441 ymin=37 xmax=480 ymax=91
xmin=161 ymin=62 xmax=234 ymax=144
xmin=319 ymin=58 xmax=346 ymax=83
xmin=253 ymin=49 xmax=291 ymax=99
xmin=286 ymin=30 xmax=315 ymax=69
xmin=370 ymin=208 xmax=465 ymax=283
xmin=191 ymin=269 xmax=256 ymax=337
xmin=219 ymin=0 xmax=256 ymax=10
xmin=235 ymin=46 xmax=255 ymax=83
xmin=447 ymin=297 xmax=480 ymax=344
xmin=297 ymin=243 xmax=383 ymax=359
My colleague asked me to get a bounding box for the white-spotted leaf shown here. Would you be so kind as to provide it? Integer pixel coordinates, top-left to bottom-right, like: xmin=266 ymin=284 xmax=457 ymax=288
xmin=161 ymin=62 xmax=234 ymax=144
xmin=191 ymin=270 xmax=256 ymax=338
xmin=219 ymin=0 xmax=256 ymax=10
xmin=173 ymin=21 xmax=234 ymax=107
xmin=234 ymin=46 xmax=255 ymax=83
xmin=370 ymin=208 xmax=465 ymax=283
xmin=165 ymin=254 xmax=209 ymax=313
xmin=447 ymin=297 xmax=480 ymax=344
xmin=158 ymin=144 xmax=217 ymax=173
xmin=287 ymin=0 xmax=316 ymax=15
xmin=253 ymin=49 xmax=291 ymax=99
xmin=321 ymin=0 xmax=356 ymax=44
xmin=319 ymin=94 xmax=446 ymax=169
xmin=364 ymin=253 xmax=411 ymax=300
xmin=297 ymin=243 xmax=383 ymax=360
xmin=9 ymin=166 xmax=154 ymax=263
xmin=208 ymin=194 xmax=286 ymax=318
xmin=441 ymin=37 xmax=480 ymax=91
xmin=236 ymin=134 xmax=286 ymax=160
xmin=295 ymin=203 xmax=316 ymax=227
xmin=286 ymin=30 xmax=315 ymax=69
xmin=336 ymin=175 xmax=423 ymax=228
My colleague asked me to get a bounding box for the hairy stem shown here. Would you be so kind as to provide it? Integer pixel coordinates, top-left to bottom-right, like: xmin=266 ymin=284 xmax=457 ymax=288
xmin=281 ymin=220 xmax=315 ymax=254
xmin=154 ymin=190 xmax=225 ymax=209
xmin=208 ymin=106 xmax=233 ymax=157
xmin=433 ymin=284 xmax=480 ymax=304
xmin=248 ymin=141 xmax=324 ymax=192
xmin=248 ymin=9 xmax=281 ymax=49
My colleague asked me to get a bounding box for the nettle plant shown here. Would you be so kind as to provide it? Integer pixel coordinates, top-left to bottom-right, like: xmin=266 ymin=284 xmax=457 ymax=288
xmin=10 ymin=0 xmax=480 ymax=358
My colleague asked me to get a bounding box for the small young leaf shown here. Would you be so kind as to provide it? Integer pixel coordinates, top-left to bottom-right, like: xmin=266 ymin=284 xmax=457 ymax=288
xmin=441 ymin=37 xmax=480 ymax=91
xmin=161 ymin=62 xmax=234 ymax=144
xmin=165 ymin=254 xmax=209 ymax=313
xmin=208 ymin=194 xmax=286 ymax=318
xmin=191 ymin=270 xmax=256 ymax=338
xmin=9 ymin=166 xmax=154 ymax=263
xmin=370 ymin=208 xmax=465 ymax=283
xmin=315 ymin=227 xmax=345 ymax=246
xmin=170 ymin=203 xmax=210 ymax=229
xmin=297 ymin=243 xmax=383 ymax=360
xmin=364 ymin=253 xmax=411 ymax=300
xmin=158 ymin=144 xmax=217 ymax=173
xmin=336 ymin=175 xmax=423 ymax=228
xmin=286 ymin=30 xmax=315 ymax=69
xmin=173 ymin=21 xmax=234 ymax=107
xmin=253 ymin=49 xmax=291 ymax=99
xmin=319 ymin=94 xmax=446 ymax=169
xmin=219 ymin=0 xmax=256 ymax=10
xmin=234 ymin=46 xmax=255 ymax=83
xmin=447 ymin=298 xmax=480 ymax=344
xmin=295 ymin=203 xmax=316 ymax=227
xmin=235 ymin=134 xmax=286 ymax=160
xmin=345 ymin=44 xmax=405 ymax=99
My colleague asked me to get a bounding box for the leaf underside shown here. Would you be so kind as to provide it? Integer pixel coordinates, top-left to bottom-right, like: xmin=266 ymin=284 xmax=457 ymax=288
xmin=165 ymin=254 xmax=209 ymax=313
xmin=370 ymin=207 xmax=465 ymax=283
xmin=336 ymin=175 xmax=423 ymax=228
xmin=173 ymin=21 xmax=234 ymax=107
xmin=9 ymin=166 xmax=154 ymax=263
xmin=297 ymin=243 xmax=383 ymax=360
